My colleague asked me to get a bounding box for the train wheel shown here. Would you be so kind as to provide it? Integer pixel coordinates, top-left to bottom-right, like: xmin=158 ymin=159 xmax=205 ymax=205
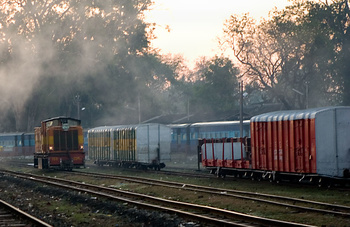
xmin=33 ymin=158 xmax=38 ymax=168
xmin=250 ymin=172 xmax=255 ymax=181
xmin=268 ymin=173 xmax=273 ymax=182
xmin=318 ymin=178 xmax=323 ymax=187
xmin=216 ymin=167 xmax=222 ymax=178
xmin=318 ymin=178 xmax=331 ymax=188
xmin=251 ymin=172 xmax=262 ymax=181
xmin=254 ymin=173 xmax=262 ymax=181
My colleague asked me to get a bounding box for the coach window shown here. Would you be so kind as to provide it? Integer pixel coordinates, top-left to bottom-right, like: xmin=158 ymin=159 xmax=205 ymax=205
xmin=177 ymin=134 xmax=181 ymax=144
xmin=191 ymin=132 xmax=196 ymax=140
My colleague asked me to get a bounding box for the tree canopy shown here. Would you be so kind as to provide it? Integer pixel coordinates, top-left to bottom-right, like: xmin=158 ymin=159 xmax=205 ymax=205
xmin=0 ymin=0 xmax=349 ymax=132
xmin=222 ymin=0 xmax=349 ymax=110
xmin=0 ymin=0 xmax=177 ymax=131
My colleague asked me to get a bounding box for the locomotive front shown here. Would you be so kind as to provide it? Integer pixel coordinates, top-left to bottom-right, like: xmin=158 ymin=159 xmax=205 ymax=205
xmin=34 ymin=117 xmax=85 ymax=170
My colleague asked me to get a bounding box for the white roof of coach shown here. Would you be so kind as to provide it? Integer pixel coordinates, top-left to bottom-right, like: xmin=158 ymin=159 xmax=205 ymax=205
xmin=191 ymin=120 xmax=250 ymax=127
xmin=88 ymin=123 xmax=166 ymax=132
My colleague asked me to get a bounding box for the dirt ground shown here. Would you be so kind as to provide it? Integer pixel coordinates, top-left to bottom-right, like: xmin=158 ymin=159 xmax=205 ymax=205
xmin=0 ymin=174 xmax=197 ymax=227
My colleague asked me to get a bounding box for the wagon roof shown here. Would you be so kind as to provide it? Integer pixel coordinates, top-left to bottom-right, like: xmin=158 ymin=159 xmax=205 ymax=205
xmin=0 ymin=132 xmax=26 ymax=136
xmin=190 ymin=120 xmax=250 ymax=127
xmin=166 ymin=123 xmax=190 ymax=128
xmin=250 ymin=106 xmax=350 ymax=122
xmin=167 ymin=121 xmax=251 ymax=129
xmin=88 ymin=123 xmax=167 ymax=132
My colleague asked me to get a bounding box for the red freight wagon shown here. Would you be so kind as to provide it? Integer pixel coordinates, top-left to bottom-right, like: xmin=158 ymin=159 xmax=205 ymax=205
xmin=251 ymin=106 xmax=350 ymax=179
xmin=199 ymin=138 xmax=250 ymax=170
xmin=200 ymin=107 xmax=350 ymax=183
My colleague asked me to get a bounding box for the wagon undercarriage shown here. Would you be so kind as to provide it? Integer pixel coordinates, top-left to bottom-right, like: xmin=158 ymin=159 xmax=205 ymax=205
xmin=208 ymin=166 xmax=350 ymax=187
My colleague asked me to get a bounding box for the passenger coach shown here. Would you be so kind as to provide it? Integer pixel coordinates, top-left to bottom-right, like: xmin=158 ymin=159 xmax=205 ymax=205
xmin=0 ymin=133 xmax=34 ymax=156
xmin=170 ymin=120 xmax=250 ymax=154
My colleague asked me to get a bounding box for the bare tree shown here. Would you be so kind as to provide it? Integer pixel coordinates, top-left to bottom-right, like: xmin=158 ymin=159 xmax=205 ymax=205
xmin=222 ymin=0 xmax=348 ymax=109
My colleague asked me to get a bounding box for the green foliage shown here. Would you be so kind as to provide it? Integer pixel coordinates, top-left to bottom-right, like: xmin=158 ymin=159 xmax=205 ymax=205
xmin=1 ymin=0 xmax=349 ymax=131
xmin=190 ymin=56 xmax=240 ymax=117
xmin=0 ymin=0 xmax=178 ymax=130
xmin=223 ymin=0 xmax=350 ymax=109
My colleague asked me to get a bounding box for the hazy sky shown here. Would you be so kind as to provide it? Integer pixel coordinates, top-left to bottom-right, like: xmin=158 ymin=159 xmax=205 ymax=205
xmin=145 ymin=0 xmax=292 ymax=68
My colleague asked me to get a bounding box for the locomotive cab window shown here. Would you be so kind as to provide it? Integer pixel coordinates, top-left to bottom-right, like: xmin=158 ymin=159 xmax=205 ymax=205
xmin=65 ymin=119 xmax=80 ymax=127
xmin=46 ymin=120 xmax=59 ymax=128
xmin=46 ymin=118 xmax=80 ymax=129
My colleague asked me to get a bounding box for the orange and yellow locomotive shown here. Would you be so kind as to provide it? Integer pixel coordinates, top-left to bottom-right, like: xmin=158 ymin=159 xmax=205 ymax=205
xmin=34 ymin=117 xmax=85 ymax=170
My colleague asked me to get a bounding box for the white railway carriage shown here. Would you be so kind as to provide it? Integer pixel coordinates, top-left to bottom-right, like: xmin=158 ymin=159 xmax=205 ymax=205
xmin=88 ymin=123 xmax=171 ymax=169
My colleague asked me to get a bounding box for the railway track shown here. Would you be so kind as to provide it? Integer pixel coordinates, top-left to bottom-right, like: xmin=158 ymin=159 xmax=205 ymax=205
xmin=71 ymin=170 xmax=350 ymax=217
xmin=0 ymin=169 xmax=312 ymax=227
xmin=0 ymin=198 xmax=52 ymax=227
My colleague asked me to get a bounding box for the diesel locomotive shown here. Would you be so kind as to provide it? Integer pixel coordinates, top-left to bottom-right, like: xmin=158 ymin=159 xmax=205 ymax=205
xmin=34 ymin=117 xmax=85 ymax=170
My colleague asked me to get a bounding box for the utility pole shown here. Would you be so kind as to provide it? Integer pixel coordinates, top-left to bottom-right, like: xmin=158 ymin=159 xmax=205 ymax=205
xmin=74 ymin=95 xmax=81 ymax=119
xmin=138 ymin=94 xmax=141 ymax=124
xmin=292 ymin=83 xmax=309 ymax=109
xmin=305 ymin=83 xmax=309 ymax=109
xmin=239 ymin=82 xmax=243 ymax=137
xmin=187 ymin=98 xmax=190 ymax=121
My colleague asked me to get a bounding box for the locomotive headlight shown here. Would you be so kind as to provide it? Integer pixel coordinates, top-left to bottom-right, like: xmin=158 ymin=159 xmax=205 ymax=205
xmin=80 ymin=145 xmax=84 ymax=150
xmin=49 ymin=146 xmax=53 ymax=151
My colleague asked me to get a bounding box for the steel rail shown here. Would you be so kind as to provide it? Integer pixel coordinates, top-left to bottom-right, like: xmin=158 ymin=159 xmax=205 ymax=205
xmin=0 ymin=199 xmax=52 ymax=227
xmin=72 ymin=170 xmax=350 ymax=217
xmin=1 ymin=170 xmax=312 ymax=227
